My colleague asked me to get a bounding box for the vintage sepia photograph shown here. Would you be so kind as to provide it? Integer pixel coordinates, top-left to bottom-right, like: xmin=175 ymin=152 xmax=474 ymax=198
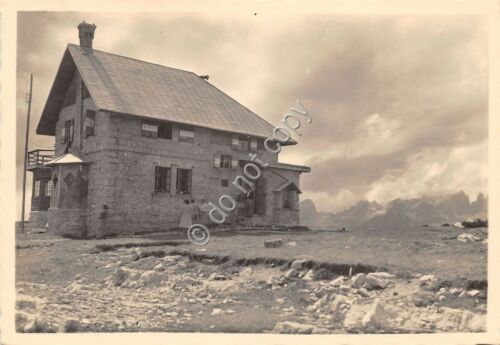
xmin=11 ymin=8 xmax=491 ymax=336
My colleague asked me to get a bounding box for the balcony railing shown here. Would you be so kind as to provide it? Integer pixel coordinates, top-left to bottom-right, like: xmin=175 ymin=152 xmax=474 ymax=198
xmin=27 ymin=149 xmax=54 ymax=170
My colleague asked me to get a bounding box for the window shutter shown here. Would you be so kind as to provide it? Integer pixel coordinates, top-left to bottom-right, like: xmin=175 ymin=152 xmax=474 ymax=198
xmin=213 ymin=154 xmax=221 ymax=168
xmin=232 ymin=135 xmax=239 ymax=149
xmin=61 ymin=127 xmax=66 ymax=143
xmin=250 ymin=138 xmax=258 ymax=151
xmin=69 ymin=120 xmax=75 ymax=142
xmin=231 ymin=159 xmax=239 ymax=169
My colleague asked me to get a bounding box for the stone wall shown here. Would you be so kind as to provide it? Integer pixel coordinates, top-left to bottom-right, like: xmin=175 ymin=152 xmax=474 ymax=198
xmin=47 ymin=208 xmax=88 ymax=237
xmin=48 ymin=69 xmax=304 ymax=237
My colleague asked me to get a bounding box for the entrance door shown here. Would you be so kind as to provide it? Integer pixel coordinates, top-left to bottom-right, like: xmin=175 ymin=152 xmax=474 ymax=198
xmin=255 ymin=177 xmax=266 ymax=215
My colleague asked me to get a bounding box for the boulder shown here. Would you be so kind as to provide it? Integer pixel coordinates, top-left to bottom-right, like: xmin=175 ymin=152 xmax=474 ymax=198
xmin=112 ymin=267 xmax=127 ymax=286
xmin=137 ymin=270 xmax=168 ymax=287
xmin=264 ymin=239 xmax=283 ymax=248
xmin=457 ymin=233 xmax=481 ymax=242
xmin=362 ymin=300 xmax=391 ymax=330
xmin=284 ymin=268 xmax=298 ymax=279
xmin=272 ymin=321 xmax=314 ymax=334
xmin=419 ymin=274 xmax=436 ymax=282
xmin=16 ymin=294 xmax=45 ymax=310
xmin=291 ymin=259 xmax=307 ymax=270
xmin=467 ymin=290 xmax=481 ymax=297
xmin=63 ymin=319 xmax=81 ymax=332
xmin=352 ymin=273 xmax=366 ymax=288
xmin=211 ymin=308 xmax=223 ymax=315
xmin=239 ymin=267 xmax=253 ymax=277
xmin=330 ymin=294 xmax=350 ymax=313
xmin=331 ymin=276 xmax=345 ymax=286
xmin=303 ymin=270 xmax=315 ymax=281
xmin=368 ymin=272 xmax=395 ymax=280
xmin=364 ymin=275 xmax=386 ymax=290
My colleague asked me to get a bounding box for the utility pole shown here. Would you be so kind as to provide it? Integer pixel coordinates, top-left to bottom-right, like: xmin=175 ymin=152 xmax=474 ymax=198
xmin=21 ymin=74 xmax=33 ymax=234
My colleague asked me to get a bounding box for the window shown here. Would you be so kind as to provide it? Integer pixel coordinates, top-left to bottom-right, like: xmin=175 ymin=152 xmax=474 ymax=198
xmin=176 ymin=168 xmax=192 ymax=194
xmin=211 ymin=131 xmax=231 ymax=145
xmin=158 ymin=123 xmax=172 ymax=139
xmin=34 ymin=180 xmax=40 ymax=197
xmin=63 ymin=119 xmax=74 ymax=144
xmin=45 ymin=181 xmax=52 ymax=197
xmin=154 ymin=166 xmax=171 ymax=193
xmin=142 ymin=121 xmax=172 ymax=139
xmin=179 ymin=126 xmax=194 ymax=143
xmin=220 ymin=155 xmax=232 ymax=169
xmin=142 ymin=122 xmax=158 ymax=137
xmin=85 ymin=110 xmax=96 ymax=137
xmin=221 ymin=179 xmax=228 ymax=187
xmin=239 ymin=136 xmax=249 ymax=151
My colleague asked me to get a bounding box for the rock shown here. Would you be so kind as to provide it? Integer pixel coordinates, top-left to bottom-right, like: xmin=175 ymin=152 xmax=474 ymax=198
xmin=356 ymin=288 xmax=370 ymax=297
xmin=23 ymin=317 xmax=56 ymax=333
xmin=284 ymin=268 xmax=297 ymax=279
xmin=352 ymin=273 xmax=366 ymax=288
xmin=290 ymin=259 xmax=306 ymax=270
xmin=16 ymin=294 xmax=45 ymax=310
xmin=239 ymin=267 xmax=253 ymax=277
xmin=285 ymin=241 xmax=297 ymax=247
xmin=153 ymin=263 xmax=164 ymax=271
xmin=343 ymin=304 xmax=369 ymax=329
xmin=118 ymin=254 xmax=138 ymax=266
xmin=63 ymin=319 xmax=81 ymax=332
xmin=137 ymin=270 xmax=168 ymax=287
xmin=264 ymin=239 xmax=283 ymax=248
xmin=368 ymin=272 xmax=395 ymax=280
xmin=311 ymin=327 xmax=331 ymax=334
xmin=457 ymin=233 xmax=481 ymax=242
xmin=419 ymin=274 xmax=436 ymax=282
xmin=272 ymin=321 xmax=314 ymax=334
xmin=211 ymin=308 xmax=223 ymax=315
xmin=303 ymin=269 xmax=314 ymax=281
xmin=364 ymin=275 xmax=386 ymax=290
xmin=226 ymin=309 xmax=235 ymax=314
xmin=330 ymin=294 xmax=350 ymax=313
xmin=112 ymin=267 xmax=127 ymax=286
xmin=467 ymin=289 xmax=481 ymax=297
xmin=331 ymin=276 xmax=345 ymax=286
xmin=362 ymin=300 xmax=391 ymax=330
xmin=453 ymin=222 xmax=464 ymax=228
xmin=16 ymin=311 xmax=32 ymax=332
xmin=208 ymin=273 xmax=227 ymax=281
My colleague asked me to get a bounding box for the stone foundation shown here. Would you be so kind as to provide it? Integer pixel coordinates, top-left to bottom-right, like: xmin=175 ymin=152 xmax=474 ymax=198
xmin=28 ymin=211 xmax=48 ymax=231
xmin=47 ymin=208 xmax=88 ymax=237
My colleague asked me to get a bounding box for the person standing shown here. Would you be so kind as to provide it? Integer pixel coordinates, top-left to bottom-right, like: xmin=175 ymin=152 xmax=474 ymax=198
xmin=179 ymin=199 xmax=193 ymax=229
xmin=190 ymin=198 xmax=200 ymax=223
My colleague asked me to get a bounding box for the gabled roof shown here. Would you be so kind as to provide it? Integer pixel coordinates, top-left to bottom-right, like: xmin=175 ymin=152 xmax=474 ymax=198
xmin=45 ymin=153 xmax=87 ymax=166
xmin=273 ymin=180 xmax=302 ymax=193
xmin=37 ymin=44 xmax=276 ymax=139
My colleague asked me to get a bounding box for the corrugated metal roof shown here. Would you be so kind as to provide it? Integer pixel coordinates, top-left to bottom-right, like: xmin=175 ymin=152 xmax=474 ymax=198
xmin=37 ymin=44 xmax=276 ymax=138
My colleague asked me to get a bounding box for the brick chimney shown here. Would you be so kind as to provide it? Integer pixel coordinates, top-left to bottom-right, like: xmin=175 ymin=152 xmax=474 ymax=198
xmin=77 ymin=21 xmax=97 ymax=49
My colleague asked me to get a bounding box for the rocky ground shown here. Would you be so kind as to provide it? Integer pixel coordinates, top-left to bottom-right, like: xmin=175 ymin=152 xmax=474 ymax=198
xmin=16 ymin=241 xmax=487 ymax=333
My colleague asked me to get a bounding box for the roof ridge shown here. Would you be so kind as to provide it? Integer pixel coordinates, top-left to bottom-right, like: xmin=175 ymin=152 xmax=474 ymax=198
xmin=67 ymin=43 xmax=198 ymax=76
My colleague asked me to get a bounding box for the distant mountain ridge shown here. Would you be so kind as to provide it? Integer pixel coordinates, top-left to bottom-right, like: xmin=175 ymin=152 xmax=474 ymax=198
xmin=299 ymin=191 xmax=487 ymax=229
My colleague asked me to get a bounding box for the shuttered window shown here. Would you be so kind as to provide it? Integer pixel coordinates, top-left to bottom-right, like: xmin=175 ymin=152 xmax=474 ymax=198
xmin=179 ymin=127 xmax=195 ymax=143
xmin=85 ymin=110 xmax=96 ymax=137
xmin=176 ymin=168 xmax=192 ymax=194
xmin=250 ymin=138 xmax=258 ymax=152
xmin=154 ymin=166 xmax=171 ymax=193
xmin=142 ymin=122 xmax=158 ymax=137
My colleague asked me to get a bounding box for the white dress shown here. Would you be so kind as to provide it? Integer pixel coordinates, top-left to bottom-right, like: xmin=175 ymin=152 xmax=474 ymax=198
xmin=179 ymin=204 xmax=193 ymax=228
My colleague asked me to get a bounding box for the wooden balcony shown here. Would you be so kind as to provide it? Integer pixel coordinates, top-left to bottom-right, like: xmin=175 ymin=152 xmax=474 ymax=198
xmin=27 ymin=149 xmax=54 ymax=171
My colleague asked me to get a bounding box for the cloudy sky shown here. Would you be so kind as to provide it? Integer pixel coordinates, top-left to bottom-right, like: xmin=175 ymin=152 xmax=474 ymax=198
xmin=16 ymin=11 xmax=488 ymax=217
